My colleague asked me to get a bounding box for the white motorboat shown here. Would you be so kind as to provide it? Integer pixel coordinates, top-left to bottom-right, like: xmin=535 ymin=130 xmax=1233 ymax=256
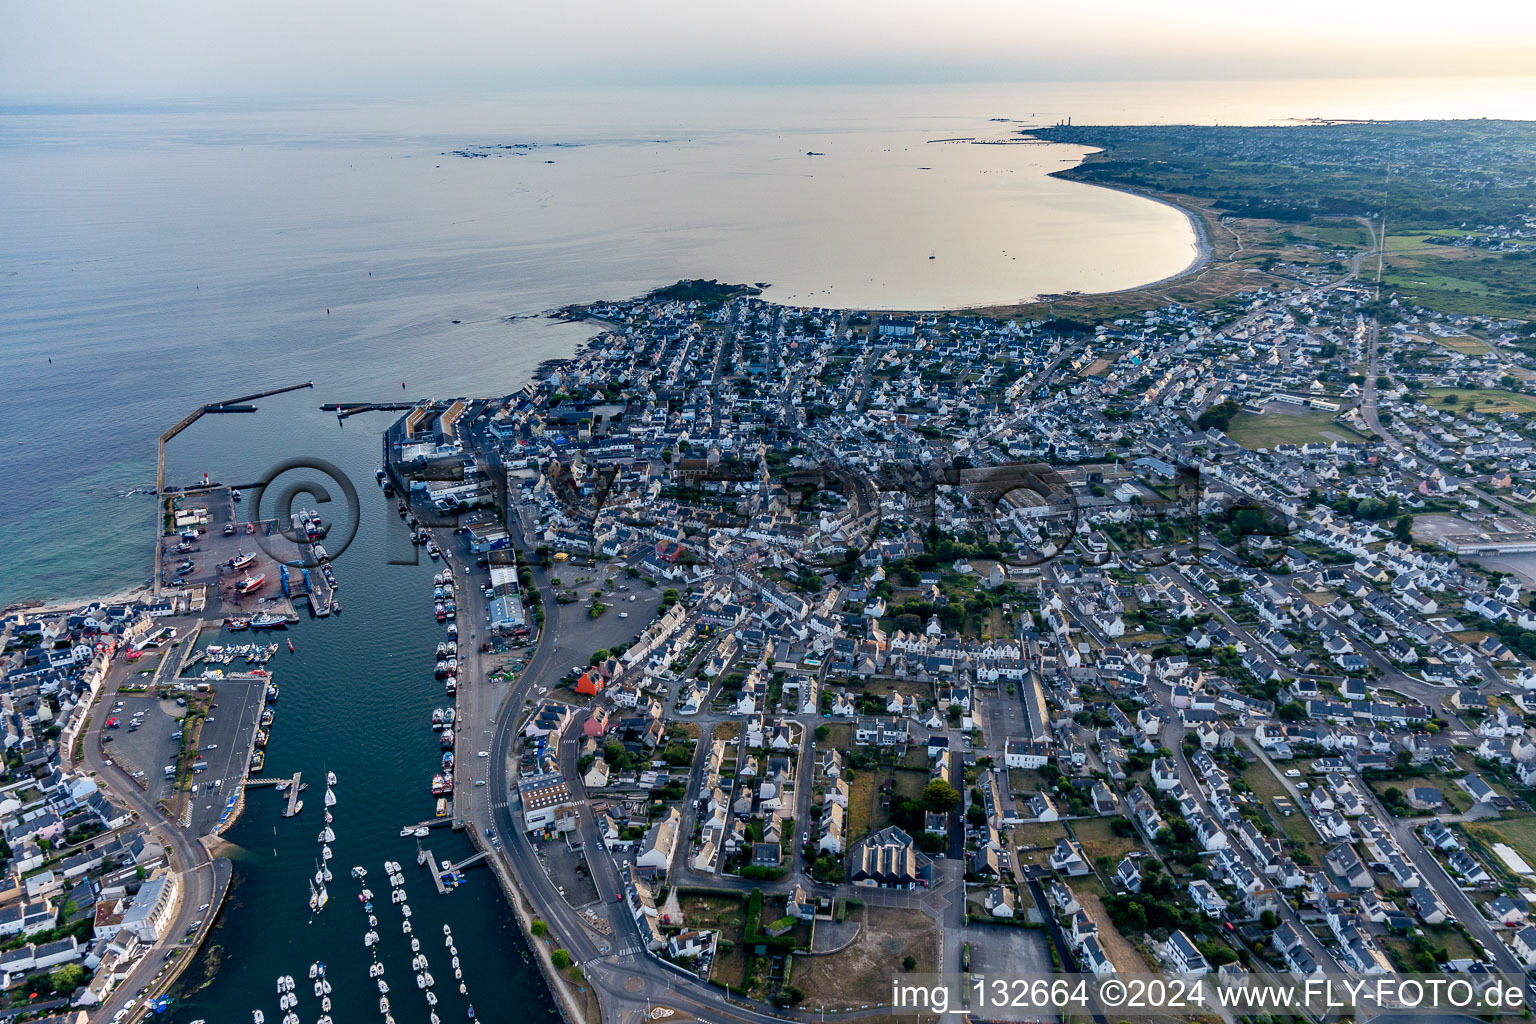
xmin=410 ymin=938 xmax=420 ymax=952
xmin=378 ymin=980 xmax=389 ymax=994
xmin=309 ymin=963 xmax=319 ymax=980
xmin=402 ymin=920 xmax=412 ymax=934
xmin=328 ymin=770 xmax=338 ymax=786
xmin=253 ymin=1013 xmax=265 ymax=1024
xmin=369 ymin=963 xmax=384 ymax=978
xmin=322 ymin=845 xmax=333 ymax=861
xmin=417 ymin=974 xmax=426 ymax=990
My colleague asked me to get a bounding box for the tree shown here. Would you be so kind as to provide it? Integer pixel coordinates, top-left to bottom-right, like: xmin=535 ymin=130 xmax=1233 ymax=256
xmin=814 ymin=725 xmax=830 ymax=743
xmin=902 ymin=955 xmax=917 ymax=972
xmin=531 ymin=919 xmax=548 ymax=936
xmin=1196 ymin=400 xmax=1241 ymax=432
xmin=48 ymin=964 xmax=86 ymax=993
xmin=551 ymin=949 xmax=572 ymax=969
xmin=922 ymin=780 xmax=961 ymax=814
xmin=1278 ymin=701 xmax=1307 ymax=722
xmin=1260 ymin=910 xmax=1279 ymax=929
xmin=1393 ymin=515 xmax=1414 ymax=543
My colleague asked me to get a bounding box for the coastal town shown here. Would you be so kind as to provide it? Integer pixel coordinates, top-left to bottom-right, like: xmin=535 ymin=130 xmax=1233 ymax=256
xmin=7 ymin=143 xmax=1536 ymax=1024
xmin=375 ymin=253 xmax=1536 ymax=1019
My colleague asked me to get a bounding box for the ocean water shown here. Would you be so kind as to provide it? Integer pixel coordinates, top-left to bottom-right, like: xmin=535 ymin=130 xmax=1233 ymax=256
xmin=6 ymin=79 xmax=1536 ymax=605
xmin=4 ymin=79 xmax=1536 ymax=1022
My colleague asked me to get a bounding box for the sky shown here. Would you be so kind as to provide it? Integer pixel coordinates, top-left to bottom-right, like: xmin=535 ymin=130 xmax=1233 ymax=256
xmin=4 ymin=0 xmax=1536 ymax=99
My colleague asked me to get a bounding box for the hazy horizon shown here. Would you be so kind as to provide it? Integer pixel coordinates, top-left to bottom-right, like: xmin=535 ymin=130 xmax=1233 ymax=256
xmin=5 ymin=0 xmax=1536 ymax=100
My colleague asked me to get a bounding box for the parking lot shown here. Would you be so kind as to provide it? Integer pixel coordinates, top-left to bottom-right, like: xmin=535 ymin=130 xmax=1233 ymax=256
xmin=965 ymin=919 xmax=1054 ymax=978
xmin=182 ymin=677 xmax=268 ymax=835
xmin=100 ymin=695 xmax=184 ymax=797
xmin=546 ymin=564 xmax=665 ymax=664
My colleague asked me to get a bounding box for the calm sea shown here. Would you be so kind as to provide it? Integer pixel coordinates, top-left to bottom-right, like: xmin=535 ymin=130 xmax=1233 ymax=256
xmin=3 ymin=79 xmax=1536 ymax=1022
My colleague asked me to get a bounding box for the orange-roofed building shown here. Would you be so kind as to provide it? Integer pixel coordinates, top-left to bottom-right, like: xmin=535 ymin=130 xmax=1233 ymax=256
xmin=576 ymin=672 xmax=605 ymax=696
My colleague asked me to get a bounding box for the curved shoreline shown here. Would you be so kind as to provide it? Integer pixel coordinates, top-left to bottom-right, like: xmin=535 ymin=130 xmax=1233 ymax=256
xmin=1061 ymin=175 xmax=1212 ymax=294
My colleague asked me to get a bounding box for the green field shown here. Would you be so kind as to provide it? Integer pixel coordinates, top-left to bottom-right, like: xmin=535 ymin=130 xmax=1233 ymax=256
xmin=1422 ymin=388 xmax=1536 ymax=416
xmin=1226 ymin=409 xmax=1365 ymax=448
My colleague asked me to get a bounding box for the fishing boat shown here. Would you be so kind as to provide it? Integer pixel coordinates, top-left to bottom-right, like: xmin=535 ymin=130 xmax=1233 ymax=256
xmin=261 ymin=708 xmax=274 ymax=726
xmin=444 ymin=679 xmax=456 ymax=696
xmin=434 ymin=658 xmax=448 ymax=677
xmin=227 ymin=616 xmax=250 ymax=631
xmin=440 ymin=729 xmax=454 ymax=750
xmin=251 ymin=612 xmax=287 ymax=630
xmin=446 ymin=622 xmax=458 ymax=640
xmin=265 ymin=683 xmax=280 ymax=702
xmin=431 ymin=708 xmax=445 ymax=730
xmin=434 ymin=603 xmax=447 ymax=622
xmin=445 ymin=658 xmax=458 ymax=677
xmin=232 ymin=551 xmax=258 ymax=571
xmin=250 ymin=750 xmax=266 ymax=772
xmin=235 ymin=573 xmax=267 ymax=594
xmin=444 ymin=708 xmax=455 ymax=727
xmin=435 ymin=797 xmax=449 ymax=818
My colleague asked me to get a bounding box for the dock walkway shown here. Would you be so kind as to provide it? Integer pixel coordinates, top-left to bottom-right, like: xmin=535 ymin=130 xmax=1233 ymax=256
xmin=283 ymin=772 xmax=304 ymax=815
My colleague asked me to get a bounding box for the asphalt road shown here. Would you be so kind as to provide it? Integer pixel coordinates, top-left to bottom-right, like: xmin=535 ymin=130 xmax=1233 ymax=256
xmin=80 ymin=657 xmax=229 ymax=1024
